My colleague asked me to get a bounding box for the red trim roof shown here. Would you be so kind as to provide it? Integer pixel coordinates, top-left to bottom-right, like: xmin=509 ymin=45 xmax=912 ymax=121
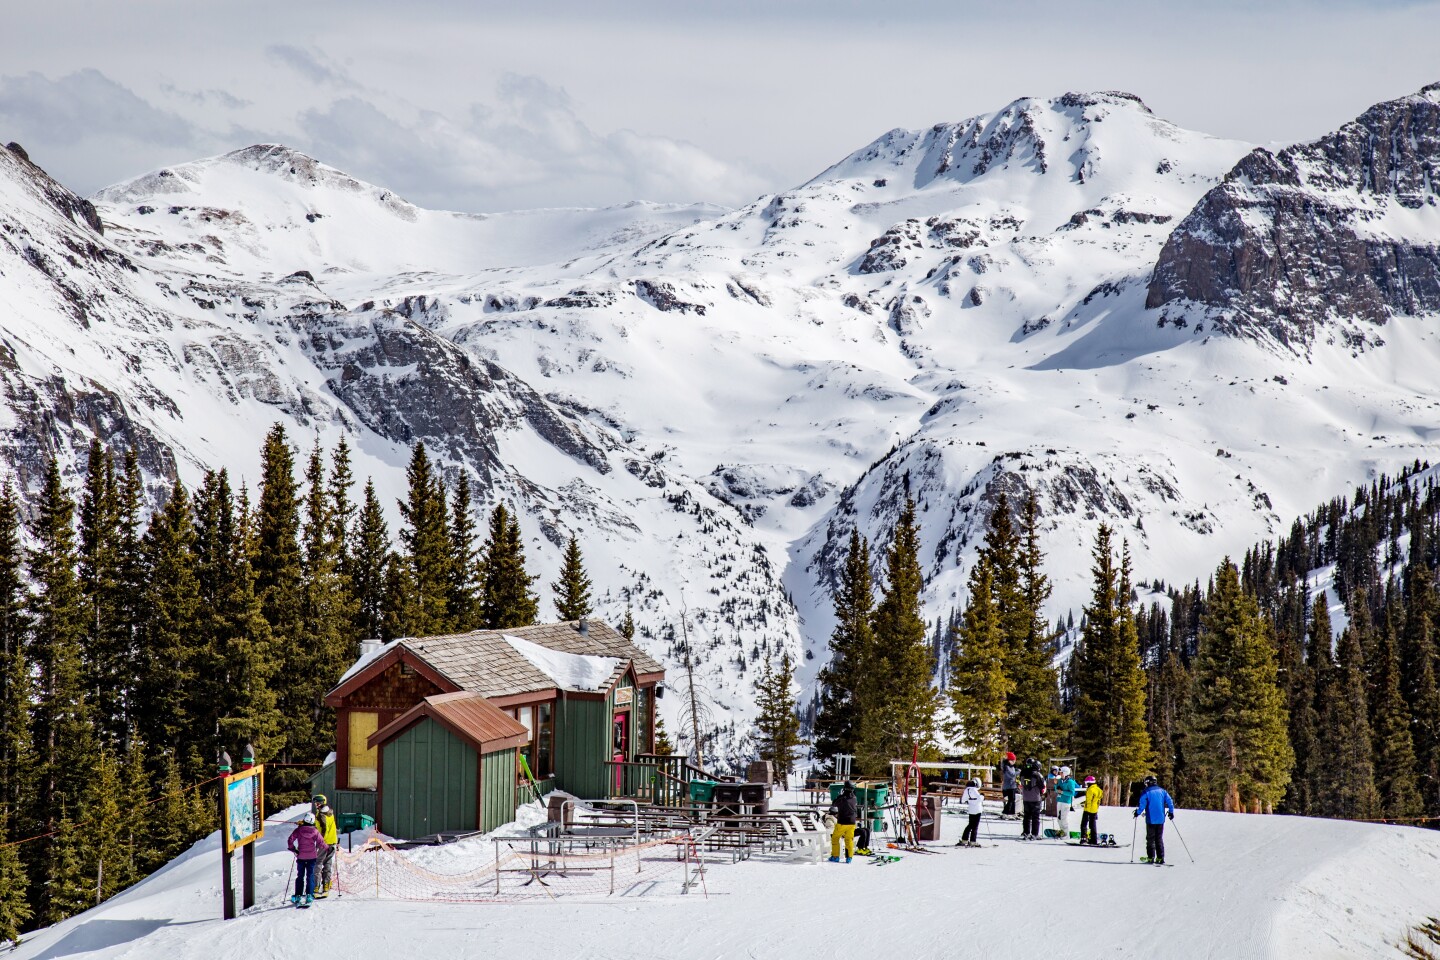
xmin=368 ymin=692 xmax=530 ymax=755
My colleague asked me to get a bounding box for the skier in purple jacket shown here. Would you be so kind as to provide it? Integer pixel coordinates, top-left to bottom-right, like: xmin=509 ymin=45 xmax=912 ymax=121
xmin=288 ymin=812 xmax=329 ymax=905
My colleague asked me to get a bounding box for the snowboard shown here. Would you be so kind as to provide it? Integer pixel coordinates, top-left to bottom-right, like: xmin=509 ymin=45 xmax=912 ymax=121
xmin=1065 ymin=841 xmax=1128 ymax=849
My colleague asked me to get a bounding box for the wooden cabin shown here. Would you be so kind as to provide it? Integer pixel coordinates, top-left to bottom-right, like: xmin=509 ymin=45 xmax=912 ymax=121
xmin=318 ymin=619 xmax=665 ymax=839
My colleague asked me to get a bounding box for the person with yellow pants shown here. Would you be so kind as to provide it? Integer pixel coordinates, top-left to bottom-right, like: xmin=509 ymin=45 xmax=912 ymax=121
xmin=828 ymin=781 xmax=859 ymax=862
xmin=312 ymin=796 xmax=340 ymax=896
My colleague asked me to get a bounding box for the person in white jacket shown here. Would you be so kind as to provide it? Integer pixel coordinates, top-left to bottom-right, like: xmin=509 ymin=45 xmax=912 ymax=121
xmin=955 ymin=778 xmax=985 ymax=847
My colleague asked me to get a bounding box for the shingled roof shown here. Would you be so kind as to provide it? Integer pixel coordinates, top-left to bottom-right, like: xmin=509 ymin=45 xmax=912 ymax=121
xmin=327 ymin=619 xmax=663 ymax=703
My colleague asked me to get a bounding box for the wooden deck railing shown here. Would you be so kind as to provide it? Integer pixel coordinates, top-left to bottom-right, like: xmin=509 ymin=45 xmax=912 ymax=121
xmin=604 ymin=754 xmax=707 ymax=806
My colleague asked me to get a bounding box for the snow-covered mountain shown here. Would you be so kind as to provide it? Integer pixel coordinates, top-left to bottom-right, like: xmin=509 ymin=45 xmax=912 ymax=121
xmin=3 ymin=82 xmax=1440 ymax=741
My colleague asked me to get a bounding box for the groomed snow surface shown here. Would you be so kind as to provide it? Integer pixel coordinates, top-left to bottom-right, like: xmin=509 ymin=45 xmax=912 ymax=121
xmin=12 ymin=795 xmax=1438 ymax=960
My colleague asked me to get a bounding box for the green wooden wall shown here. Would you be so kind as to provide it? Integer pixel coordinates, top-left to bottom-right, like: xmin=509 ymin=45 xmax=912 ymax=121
xmin=554 ymin=695 xmax=610 ymax=798
xmin=481 ymin=748 xmax=518 ymax=833
xmin=306 ymin=761 xmax=378 ymax=820
xmin=381 ymin=718 xmax=478 ymax=840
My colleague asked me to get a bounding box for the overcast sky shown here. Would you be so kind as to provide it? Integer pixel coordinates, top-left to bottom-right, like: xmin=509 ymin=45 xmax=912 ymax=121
xmin=2 ymin=1 xmax=1437 ymax=212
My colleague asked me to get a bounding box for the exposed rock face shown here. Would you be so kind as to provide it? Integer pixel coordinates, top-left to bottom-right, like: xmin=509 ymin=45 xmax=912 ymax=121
xmin=1147 ymin=83 xmax=1440 ymax=347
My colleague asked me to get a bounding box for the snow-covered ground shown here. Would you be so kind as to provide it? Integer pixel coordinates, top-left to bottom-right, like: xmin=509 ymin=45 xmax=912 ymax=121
xmin=12 ymin=795 xmax=1438 ymax=960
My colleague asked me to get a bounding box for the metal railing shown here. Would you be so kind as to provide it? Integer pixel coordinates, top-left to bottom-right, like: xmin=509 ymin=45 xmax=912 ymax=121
xmin=603 ymin=754 xmax=707 ymax=805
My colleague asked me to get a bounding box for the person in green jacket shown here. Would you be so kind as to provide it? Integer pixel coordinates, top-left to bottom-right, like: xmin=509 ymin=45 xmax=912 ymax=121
xmin=1054 ymin=767 xmax=1079 ymax=839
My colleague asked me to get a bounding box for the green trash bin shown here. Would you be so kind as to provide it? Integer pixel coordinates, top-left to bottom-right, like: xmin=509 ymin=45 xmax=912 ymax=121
xmin=688 ymin=780 xmax=718 ymax=803
xmin=338 ymin=812 xmax=375 ymax=833
xmin=829 ymin=783 xmax=889 ymax=834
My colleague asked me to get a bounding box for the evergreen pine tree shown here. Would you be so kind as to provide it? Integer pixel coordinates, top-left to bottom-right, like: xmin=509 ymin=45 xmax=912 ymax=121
xmin=78 ymin=748 xmax=134 ymax=902
xmin=653 ymin=715 xmax=675 ymax=755
xmin=0 ymin=810 xmax=32 ymax=943
xmin=551 ymin=535 xmax=593 ymax=622
xmin=1311 ymin=625 xmax=1379 ymax=819
xmin=326 ymin=437 xmax=356 ymax=567
xmin=946 ymin=556 xmax=1012 ymax=767
xmin=981 ymin=492 xmax=1065 ymax=760
xmin=135 ymin=482 xmax=201 ymax=759
xmin=194 ymin=470 xmax=283 ymax=766
xmin=398 ymin=443 xmax=453 ymax=636
xmin=1401 ymin=524 xmax=1440 ymax=814
xmin=478 ymin=504 xmax=538 ymax=629
xmin=77 ymin=440 xmax=124 ymax=746
xmin=859 ymin=496 xmax=938 ymax=772
xmin=42 ymin=813 xmax=90 ymax=925
xmin=110 ymin=451 xmax=147 ymax=744
xmin=119 ymin=736 xmax=148 ymax=880
xmin=1070 ymin=525 xmax=1152 ymax=801
xmin=447 ymin=474 xmax=480 ymax=631
xmin=813 ymin=529 xmax=875 ymax=764
xmin=296 ymin=442 xmax=357 ymax=763
xmin=1372 ymin=612 xmax=1423 ymax=818
xmin=142 ymin=752 xmax=197 ymax=873
xmin=26 ymin=459 xmax=96 ymax=919
xmin=1187 ymin=560 xmax=1294 ymax=812
xmin=1285 ymin=598 xmax=1330 ymax=815
xmin=0 ymin=483 xmax=34 ymax=825
xmin=253 ymin=426 xmax=308 ymax=800
xmin=752 ymin=651 xmax=803 ymax=778
xmin=619 ymin=606 xmax=637 ymax=640
xmin=350 ymin=481 xmax=391 ymax=640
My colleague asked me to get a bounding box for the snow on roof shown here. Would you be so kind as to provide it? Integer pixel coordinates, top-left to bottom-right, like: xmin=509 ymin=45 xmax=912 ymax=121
xmin=335 ymin=639 xmax=399 ymax=686
xmin=503 ymin=634 xmax=623 ymax=693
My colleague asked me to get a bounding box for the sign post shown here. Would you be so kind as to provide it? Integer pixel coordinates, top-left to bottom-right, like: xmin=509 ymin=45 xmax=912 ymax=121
xmin=240 ymin=744 xmax=257 ymax=910
xmin=218 ymin=746 xmax=265 ymax=920
xmin=217 ymin=751 xmax=233 ymax=920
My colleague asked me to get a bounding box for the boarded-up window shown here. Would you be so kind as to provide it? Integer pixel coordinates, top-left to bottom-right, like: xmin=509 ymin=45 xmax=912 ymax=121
xmin=349 ymin=711 xmax=379 ymax=789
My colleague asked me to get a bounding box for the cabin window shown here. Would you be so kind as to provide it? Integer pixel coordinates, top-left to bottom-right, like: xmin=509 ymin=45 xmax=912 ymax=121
xmin=634 ymin=687 xmax=651 ymax=755
xmin=347 ymin=711 xmax=379 ymax=789
xmin=399 ymin=662 xmax=416 ymax=677
xmin=536 ymin=703 xmax=553 ymax=778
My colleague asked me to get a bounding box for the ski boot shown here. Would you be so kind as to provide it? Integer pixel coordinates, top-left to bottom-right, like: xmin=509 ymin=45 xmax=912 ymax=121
xmin=828 ymin=856 xmax=840 ymax=863
xmin=1139 ymin=856 xmax=1152 ymax=863
xmin=845 ymin=857 xmax=853 ymax=863
xmin=291 ymin=895 xmax=300 ymax=906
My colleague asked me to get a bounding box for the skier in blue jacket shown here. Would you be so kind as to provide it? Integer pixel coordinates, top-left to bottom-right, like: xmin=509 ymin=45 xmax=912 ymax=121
xmin=1133 ymin=775 xmax=1176 ymax=864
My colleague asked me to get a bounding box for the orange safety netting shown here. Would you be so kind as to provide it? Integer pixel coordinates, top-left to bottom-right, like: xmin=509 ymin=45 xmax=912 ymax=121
xmin=329 ymin=833 xmax=708 ymax=903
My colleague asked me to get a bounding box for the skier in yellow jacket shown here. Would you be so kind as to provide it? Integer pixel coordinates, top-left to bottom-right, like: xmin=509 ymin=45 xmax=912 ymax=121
xmin=312 ymin=795 xmax=339 ymax=896
xmin=1079 ymin=776 xmax=1104 ymax=845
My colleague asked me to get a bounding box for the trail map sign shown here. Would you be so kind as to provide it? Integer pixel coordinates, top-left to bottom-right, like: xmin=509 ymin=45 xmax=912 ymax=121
xmin=222 ymin=765 xmax=265 ymax=852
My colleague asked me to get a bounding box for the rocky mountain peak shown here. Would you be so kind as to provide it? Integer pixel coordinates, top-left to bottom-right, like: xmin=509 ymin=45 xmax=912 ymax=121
xmin=1 ymin=141 xmax=104 ymax=235
xmin=1146 ymin=83 xmax=1440 ymax=347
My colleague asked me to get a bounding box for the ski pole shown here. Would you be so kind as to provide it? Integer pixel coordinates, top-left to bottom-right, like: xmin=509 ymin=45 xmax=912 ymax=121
xmin=282 ymin=857 xmax=295 ymax=903
xmin=1129 ymin=817 xmax=1137 ymax=863
xmin=1170 ymin=820 xmax=1195 ymax=863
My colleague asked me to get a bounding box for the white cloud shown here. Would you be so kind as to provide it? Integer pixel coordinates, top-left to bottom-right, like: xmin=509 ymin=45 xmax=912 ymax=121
xmin=294 ymin=73 xmax=767 ymax=211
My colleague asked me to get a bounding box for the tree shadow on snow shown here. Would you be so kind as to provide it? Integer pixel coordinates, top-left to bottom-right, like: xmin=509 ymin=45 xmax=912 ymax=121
xmin=29 ymin=918 xmax=204 ymax=960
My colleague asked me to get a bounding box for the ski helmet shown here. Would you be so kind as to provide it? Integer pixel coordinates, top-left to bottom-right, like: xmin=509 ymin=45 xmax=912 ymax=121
xmin=1061 ymin=766 xmax=1071 ymax=777
xmin=311 ymin=794 xmax=327 ymax=806
xmin=970 ymin=778 xmax=981 ymax=787
xmin=1084 ymin=776 xmax=1096 ymax=784
xmin=1143 ymin=775 xmax=1157 ymax=787
xmin=302 ymin=812 xmax=316 ymax=825
xmin=842 ymin=780 xmax=855 ymax=794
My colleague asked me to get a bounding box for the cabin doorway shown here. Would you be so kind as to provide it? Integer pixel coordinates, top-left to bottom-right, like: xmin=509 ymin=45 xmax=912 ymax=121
xmin=613 ymin=711 xmax=630 ymax=791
